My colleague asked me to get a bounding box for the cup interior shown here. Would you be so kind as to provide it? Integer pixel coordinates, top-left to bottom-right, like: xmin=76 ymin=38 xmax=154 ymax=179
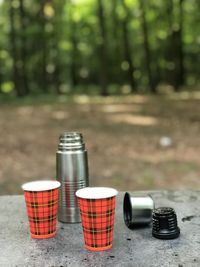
xmin=76 ymin=187 xmax=118 ymax=199
xmin=22 ymin=180 xmax=61 ymax=191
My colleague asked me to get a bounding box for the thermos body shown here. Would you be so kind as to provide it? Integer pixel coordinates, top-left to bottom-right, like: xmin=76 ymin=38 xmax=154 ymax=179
xmin=56 ymin=132 xmax=89 ymax=223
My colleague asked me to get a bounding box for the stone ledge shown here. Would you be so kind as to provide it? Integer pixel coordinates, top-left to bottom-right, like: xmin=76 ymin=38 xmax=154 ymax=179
xmin=0 ymin=191 xmax=199 ymax=267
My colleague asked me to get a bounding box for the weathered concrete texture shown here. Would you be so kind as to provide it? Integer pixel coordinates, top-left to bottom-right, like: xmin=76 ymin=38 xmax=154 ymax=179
xmin=0 ymin=191 xmax=199 ymax=267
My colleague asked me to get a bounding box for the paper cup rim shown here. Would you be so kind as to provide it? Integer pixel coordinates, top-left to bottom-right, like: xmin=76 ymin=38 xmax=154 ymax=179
xmin=76 ymin=187 xmax=118 ymax=199
xmin=22 ymin=180 xmax=61 ymax=192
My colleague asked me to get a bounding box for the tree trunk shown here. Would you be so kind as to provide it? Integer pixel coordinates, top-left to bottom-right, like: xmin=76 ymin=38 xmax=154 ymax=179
xmin=39 ymin=0 xmax=48 ymax=93
xmin=139 ymin=0 xmax=156 ymax=93
xmin=68 ymin=1 xmax=79 ymax=89
xmin=9 ymin=0 xmax=24 ymax=97
xmin=71 ymin=22 xmax=78 ymax=88
xmin=166 ymin=0 xmax=173 ymax=31
xmin=166 ymin=0 xmax=185 ymax=91
xmin=53 ymin=0 xmax=65 ymax=94
xmin=121 ymin=0 xmax=136 ymax=92
xmin=177 ymin=0 xmax=184 ymax=87
xmin=111 ymin=0 xmax=121 ymax=83
xmin=97 ymin=0 xmax=109 ymax=96
xmin=165 ymin=0 xmax=176 ymax=87
xmin=0 ymin=63 xmax=2 ymax=94
xmin=19 ymin=0 xmax=29 ymax=95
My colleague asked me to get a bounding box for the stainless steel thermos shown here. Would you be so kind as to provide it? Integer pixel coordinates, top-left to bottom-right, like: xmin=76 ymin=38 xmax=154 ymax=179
xmin=56 ymin=132 xmax=89 ymax=223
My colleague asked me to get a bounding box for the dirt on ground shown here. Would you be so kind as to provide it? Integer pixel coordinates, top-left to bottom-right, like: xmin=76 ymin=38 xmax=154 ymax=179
xmin=1 ymin=93 xmax=200 ymax=195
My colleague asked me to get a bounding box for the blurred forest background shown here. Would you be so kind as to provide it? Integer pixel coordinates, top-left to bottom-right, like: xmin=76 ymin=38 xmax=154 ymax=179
xmin=0 ymin=0 xmax=200 ymax=195
xmin=0 ymin=0 xmax=200 ymax=95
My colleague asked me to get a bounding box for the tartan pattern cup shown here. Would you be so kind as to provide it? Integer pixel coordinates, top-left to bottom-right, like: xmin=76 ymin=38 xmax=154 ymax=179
xmin=76 ymin=188 xmax=117 ymax=252
xmin=22 ymin=181 xmax=60 ymax=239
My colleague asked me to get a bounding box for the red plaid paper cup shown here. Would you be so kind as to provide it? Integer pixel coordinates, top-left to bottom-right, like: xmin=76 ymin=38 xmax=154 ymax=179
xmin=22 ymin=180 xmax=61 ymax=239
xmin=76 ymin=187 xmax=118 ymax=252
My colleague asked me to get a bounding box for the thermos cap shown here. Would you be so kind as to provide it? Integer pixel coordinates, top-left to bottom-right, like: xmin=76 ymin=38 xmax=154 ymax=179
xmin=152 ymin=207 xmax=180 ymax=239
xmin=123 ymin=192 xmax=154 ymax=228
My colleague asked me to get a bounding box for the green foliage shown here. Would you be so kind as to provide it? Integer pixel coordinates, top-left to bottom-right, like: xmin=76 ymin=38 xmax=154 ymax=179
xmin=0 ymin=0 xmax=199 ymax=97
xmin=2 ymin=81 xmax=14 ymax=93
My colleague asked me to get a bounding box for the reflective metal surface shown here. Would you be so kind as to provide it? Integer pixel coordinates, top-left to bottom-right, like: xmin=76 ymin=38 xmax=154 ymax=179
xmin=56 ymin=132 xmax=89 ymax=223
xmin=123 ymin=192 xmax=154 ymax=228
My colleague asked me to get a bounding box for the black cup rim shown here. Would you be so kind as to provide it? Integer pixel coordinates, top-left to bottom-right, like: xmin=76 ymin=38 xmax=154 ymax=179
xmin=123 ymin=192 xmax=132 ymax=228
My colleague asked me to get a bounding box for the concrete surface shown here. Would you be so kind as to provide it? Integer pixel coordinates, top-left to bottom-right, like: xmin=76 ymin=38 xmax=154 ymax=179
xmin=0 ymin=191 xmax=199 ymax=267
